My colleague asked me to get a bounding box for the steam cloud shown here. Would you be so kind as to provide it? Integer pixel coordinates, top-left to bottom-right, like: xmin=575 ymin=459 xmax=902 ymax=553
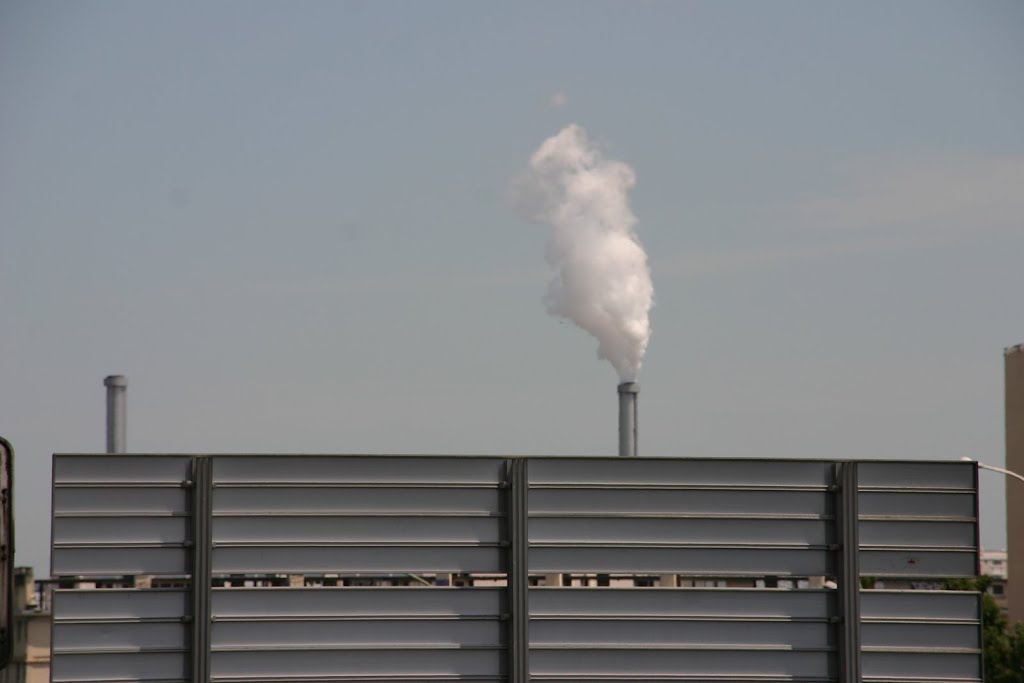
xmin=513 ymin=124 xmax=653 ymax=381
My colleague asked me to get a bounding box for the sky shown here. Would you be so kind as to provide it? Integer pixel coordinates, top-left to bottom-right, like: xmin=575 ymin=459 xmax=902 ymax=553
xmin=1 ymin=1 xmax=1022 ymax=576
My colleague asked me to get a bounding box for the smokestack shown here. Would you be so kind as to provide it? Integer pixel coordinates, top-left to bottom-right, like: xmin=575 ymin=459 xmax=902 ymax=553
xmin=104 ymin=375 xmax=127 ymax=453
xmin=618 ymin=382 xmax=638 ymax=457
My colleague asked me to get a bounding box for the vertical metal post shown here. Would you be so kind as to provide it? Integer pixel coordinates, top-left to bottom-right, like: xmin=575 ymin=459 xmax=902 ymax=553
xmin=971 ymin=461 xmax=985 ymax=683
xmin=104 ymin=375 xmax=127 ymax=453
xmin=191 ymin=456 xmax=212 ymax=683
xmin=1004 ymin=344 xmax=1024 ymax=625
xmin=835 ymin=462 xmax=861 ymax=682
xmin=0 ymin=437 xmax=13 ymax=671
xmin=506 ymin=458 xmax=529 ymax=683
xmin=618 ymin=382 xmax=639 ymax=457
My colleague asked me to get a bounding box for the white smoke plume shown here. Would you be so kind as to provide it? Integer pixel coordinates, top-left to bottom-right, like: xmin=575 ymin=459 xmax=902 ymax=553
xmin=513 ymin=124 xmax=653 ymax=382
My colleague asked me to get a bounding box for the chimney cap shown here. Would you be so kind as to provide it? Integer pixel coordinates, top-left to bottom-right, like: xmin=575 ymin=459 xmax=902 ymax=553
xmin=103 ymin=375 xmax=127 ymax=387
xmin=617 ymin=382 xmax=639 ymax=394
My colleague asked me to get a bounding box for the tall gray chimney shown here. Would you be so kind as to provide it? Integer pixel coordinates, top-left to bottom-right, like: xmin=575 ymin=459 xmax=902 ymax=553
xmin=104 ymin=375 xmax=127 ymax=453
xmin=617 ymin=382 xmax=638 ymax=457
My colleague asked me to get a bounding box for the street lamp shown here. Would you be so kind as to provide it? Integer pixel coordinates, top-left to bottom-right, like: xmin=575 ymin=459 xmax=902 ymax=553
xmin=960 ymin=456 xmax=1024 ymax=485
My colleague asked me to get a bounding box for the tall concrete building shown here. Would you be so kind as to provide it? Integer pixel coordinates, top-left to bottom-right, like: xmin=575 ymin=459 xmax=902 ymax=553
xmin=1006 ymin=344 xmax=1024 ymax=624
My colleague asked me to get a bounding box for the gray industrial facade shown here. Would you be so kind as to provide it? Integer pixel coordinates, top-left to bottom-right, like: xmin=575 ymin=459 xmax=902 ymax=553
xmin=50 ymin=453 xmax=982 ymax=683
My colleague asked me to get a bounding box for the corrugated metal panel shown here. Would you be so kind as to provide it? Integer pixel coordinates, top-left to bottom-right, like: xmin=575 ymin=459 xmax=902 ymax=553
xmin=215 ymin=486 xmax=503 ymax=514
xmin=54 ymin=455 xmax=194 ymax=483
xmin=861 ymin=651 xmax=982 ymax=682
xmin=210 ymin=649 xmax=505 ymax=681
xmin=212 ymin=455 xmax=507 ymax=483
xmin=55 ymin=622 xmax=187 ymax=650
xmin=859 ymin=491 xmax=975 ymax=518
xmin=211 ymin=586 xmax=506 ymax=616
xmin=214 ymin=514 xmax=501 ymax=543
xmin=530 ymin=649 xmax=834 ymax=679
xmin=209 ymin=587 xmax=506 ymax=681
xmin=861 ymin=590 xmax=982 ymax=683
xmin=51 ymin=652 xmax=189 ymax=683
xmin=52 ymin=546 xmax=192 ymax=576
xmin=530 ymin=457 xmax=835 ymax=486
xmin=862 ymin=589 xmax=980 ymax=620
xmin=210 ymin=456 xmax=507 ymax=574
xmin=51 ymin=589 xmax=189 ymax=683
xmin=53 ymin=516 xmax=190 ymax=544
xmin=52 ymin=455 xmax=193 ymax=577
xmin=532 ymin=587 xmax=836 ymax=617
xmin=53 ymin=588 xmax=191 ymax=617
xmin=531 ymin=487 xmax=833 ymax=515
xmin=529 ymin=458 xmax=833 ymax=576
xmin=858 ymin=462 xmax=974 ymax=489
xmin=859 ymin=550 xmax=978 ymax=578
xmin=860 ymin=520 xmax=976 ymax=546
xmin=534 ymin=618 xmax=832 ymax=647
xmin=857 ymin=462 xmax=978 ymax=578
xmin=531 ymin=588 xmax=835 ymax=658
xmin=530 ymin=547 xmax=832 ymax=575
xmin=49 ymin=454 xmax=983 ymax=683
xmin=214 ymin=619 xmax=504 ymax=647
xmin=531 ymin=517 xmax=831 ymax=544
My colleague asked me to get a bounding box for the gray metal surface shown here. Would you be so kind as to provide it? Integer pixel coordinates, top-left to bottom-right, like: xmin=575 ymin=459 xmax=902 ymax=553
xmin=857 ymin=461 xmax=978 ymax=578
xmin=192 ymin=455 xmax=213 ymax=683
xmin=211 ymin=454 xmax=508 ymax=484
xmin=531 ymin=586 xmax=836 ymax=616
xmin=529 ymin=680 xmax=833 ymax=683
xmin=861 ymin=589 xmax=982 ymax=682
xmin=52 ymin=546 xmax=191 ymax=576
xmin=54 ymin=588 xmax=190 ymax=617
xmin=52 ymin=455 xmax=193 ymax=576
xmin=210 ymin=649 xmax=505 ymax=681
xmin=617 ymin=382 xmax=638 ymax=457
xmin=835 ymin=462 xmax=862 ymax=683
xmin=528 ymin=457 xmax=834 ymax=576
xmin=54 ymin=486 xmax=190 ymax=515
xmin=50 ymin=454 xmax=983 ymax=683
xmin=529 ymin=546 xmax=833 ymax=575
xmin=104 ymin=375 xmax=127 ymax=454
xmin=51 ymin=589 xmax=189 ymax=683
xmin=531 ymin=487 xmax=833 ymax=515
xmin=52 ymin=516 xmax=190 ymax=544
xmin=858 ymin=461 xmax=975 ymax=489
xmin=861 ymin=651 xmax=981 ymax=682
xmin=530 ymin=516 xmax=831 ymax=544
xmin=212 ymin=544 xmax=505 ymax=574
xmin=530 ymin=649 xmax=834 ymax=679
xmin=214 ymin=514 xmax=502 ymax=542
xmin=209 ymin=455 xmax=507 ymax=574
xmin=859 ymin=491 xmax=976 ymax=518
xmin=531 ymin=587 xmax=835 ymax=679
xmin=507 ymin=458 xmax=529 ymax=683
xmin=51 ymin=651 xmax=188 ymax=683
xmin=529 ymin=456 xmax=835 ymax=486
xmin=210 ymin=587 xmax=506 ymax=682
xmin=215 ymin=484 xmax=502 ymax=513
xmin=859 ymin=549 xmax=978 ymax=577
xmin=211 ymin=586 xmax=506 ymax=616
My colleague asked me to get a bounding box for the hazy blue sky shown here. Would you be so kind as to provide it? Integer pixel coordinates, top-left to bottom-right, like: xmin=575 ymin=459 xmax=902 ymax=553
xmin=2 ymin=1 xmax=1022 ymax=574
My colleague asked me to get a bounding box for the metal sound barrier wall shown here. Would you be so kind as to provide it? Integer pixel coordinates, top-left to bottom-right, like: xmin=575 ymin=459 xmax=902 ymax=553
xmin=50 ymin=455 xmax=982 ymax=683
